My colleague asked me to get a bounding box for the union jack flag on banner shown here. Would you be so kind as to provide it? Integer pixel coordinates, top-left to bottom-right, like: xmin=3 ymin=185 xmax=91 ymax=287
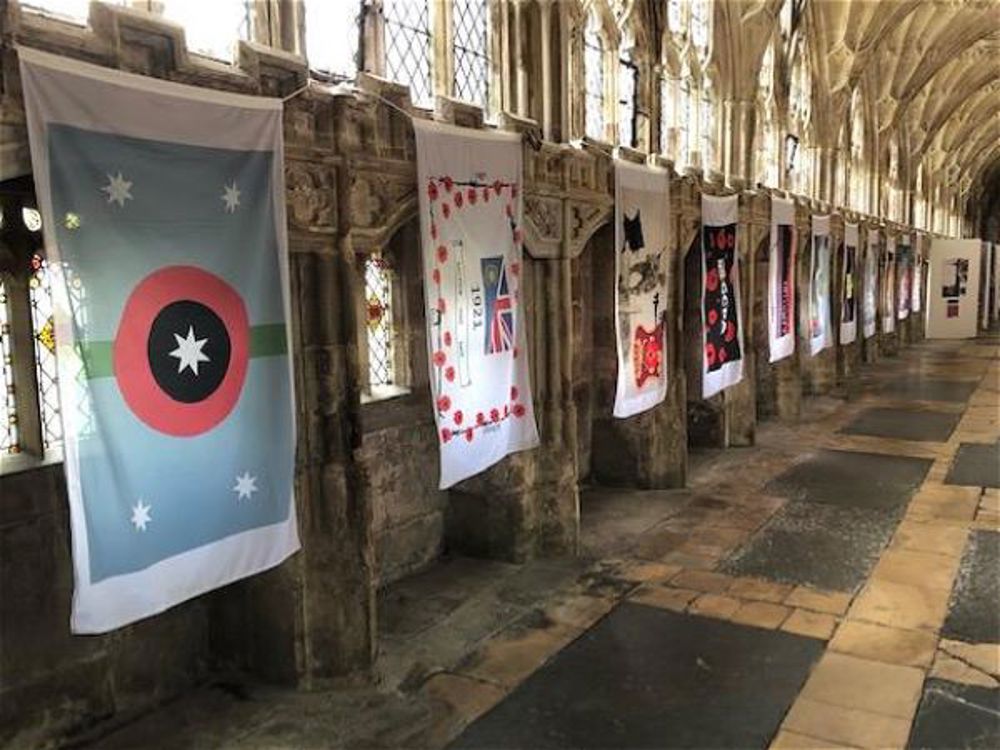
xmin=482 ymin=256 xmax=514 ymax=354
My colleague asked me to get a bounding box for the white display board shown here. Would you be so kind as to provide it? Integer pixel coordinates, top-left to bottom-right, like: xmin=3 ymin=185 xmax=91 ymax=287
xmin=926 ymin=238 xmax=982 ymax=339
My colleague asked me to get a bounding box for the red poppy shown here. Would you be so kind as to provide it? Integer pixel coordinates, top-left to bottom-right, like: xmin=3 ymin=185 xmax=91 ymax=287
xmin=444 ymin=331 xmax=452 ymax=346
xmin=719 ymin=348 xmax=729 ymax=363
xmin=437 ymin=245 xmax=448 ymax=263
xmin=490 ymin=408 xmax=500 ymax=422
xmin=724 ymin=320 xmax=736 ymax=342
xmin=505 ymin=203 xmax=513 ymax=218
xmin=443 ymin=176 xmax=454 ymax=192
xmin=442 ymin=203 xmax=451 ymax=219
xmin=433 ymin=351 xmax=447 ymax=367
xmin=510 ymin=385 xmax=519 ymax=401
xmin=430 ymin=223 xmax=438 ymax=240
xmin=493 ymin=179 xmax=503 ymax=195
xmin=436 ymin=395 xmax=451 ymax=412
xmin=441 ymin=428 xmax=453 ymax=442
xmin=483 ymin=188 xmax=490 ymax=203
xmin=708 ymin=308 xmax=719 ymax=326
xmin=476 ymin=412 xmax=486 ymax=425
xmin=454 ymin=191 xmax=464 ymax=208
xmin=706 ymin=269 xmax=720 ymax=292
xmin=513 ymin=346 xmax=520 ymax=358
xmin=453 ymin=410 xmax=463 ymax=425
xmin=511 ymin=185 xmax=519 ymax=198
xmin=468 ymin=188 xmax=477 ymax=205
xmin=705 ymin=343 xmax=717 ymax=366
xmin=427 ymin=181 xmax=438 ymax=201
xmin=437 ymin=297 xmax=447 ymax=313
xmin=432 ymin=268 xmax=441 ymax=284
xmin=445 ymin=366 xmax=456 ymax=382
xmin=513 ymin=403 xmax=526 ymax=418
xmin=465 ymin=428 xmax=474 ymax=442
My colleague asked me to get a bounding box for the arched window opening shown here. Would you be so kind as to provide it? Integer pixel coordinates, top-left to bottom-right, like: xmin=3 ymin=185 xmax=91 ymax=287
xmin=160 ymin=0 xmax=253 ymax=61
xmin=453 ymin=0 xmax=492 ymax=111
xmin=304 ymin=0 xmax=361 ymax=78
xmin=365 ymin=254 xmax=396 ymax=392
xmin=28 ymin=254 xmax=62 ymax=450
xmin=755 ymin=40 xmax=777 ymax=186
xmin=584 ymin=13 xmax=606 ymax=140
xmin=667 ymin=0 xmax=684 ymax=34
xmin=678 ymin=72 xmax=693 ymax=169
xmin=700 ymin=84 xmax=714 ymax=172
xmin=787 ymin=38 xmax=811 ymax=193
xmin=0 ymin=279 xmax=17 ymax=455
xmin=849 ymin=87 xmax=867 ymax=211
xmin=384 ymin=0 xmax=435 ymax=107
xmin=660 ymin=75 xmax=675 ymax=156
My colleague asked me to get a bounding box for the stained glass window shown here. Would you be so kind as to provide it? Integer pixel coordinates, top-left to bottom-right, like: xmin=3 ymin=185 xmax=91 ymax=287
xmin=160 ymin=0 xmax=252 ymax=62
xmin=678 ymin=75 xmax=692 ymax=168
xmin=584 ymin=14 xmax=605 ymax=140
xmin=29 ymin=254 xmax=62 ymax=450
xmin=453 ymin=0 xmax=491 ymax=111
xmin=667 ymin=0 xmax=683 ymax=34
xmin=305 ymin=0 xmax=360 ymax=78
xmin=384 ymin=0 xmax=434 ymax=108
xmin=365 ymin=255 xmax=395 ymax=389
xmin=618 ymin=58 xmax=637 ymax=147
xmin=0 ymin=279 xmax=18 ymax=455
xmin=691 ymin=0 xmax=710 ymax=53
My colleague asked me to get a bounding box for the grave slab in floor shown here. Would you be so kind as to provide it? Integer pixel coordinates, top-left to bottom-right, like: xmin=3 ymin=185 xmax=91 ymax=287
xmin=720 ymin=502 xmax=900 ymax=591
xmin=907 ymin=678 xmax=1000 ymax=749
xmin=450 ymin=603 xmax=824 ymax=750
xmin=942 ymin=530 xmax=1000 ymax=644
xmin=839 ymin=407 xmax=961 ymax=443
xmin=945 ymin=443 xmax=1000 ymax=489
xmin=877 ymin=379 xmax=978 ymax=403
xmin=765 ymin=449 xmax=933 ymax=510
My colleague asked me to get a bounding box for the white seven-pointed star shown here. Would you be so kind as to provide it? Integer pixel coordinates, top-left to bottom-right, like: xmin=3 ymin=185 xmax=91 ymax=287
xmin=102 ymin=172 xmax=133 ymax=207
xmin=233 ymin=472 xmax=258 ymax=501
xmin=169 ymin=326 xmax=210 ymax=376
xmin=221 ymin=181 xmax=241 ymax=213
xmin=131 ymin=499 xmax=152 ymax=531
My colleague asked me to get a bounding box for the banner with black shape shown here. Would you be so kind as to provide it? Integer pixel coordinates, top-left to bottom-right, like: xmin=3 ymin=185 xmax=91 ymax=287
xmin=863 ymin=230 xmax=878 ymax=339
xmin=897 ymin=237 xmax=913 ymax=321
xmin=613 ymin=161 xmax=670 ymax=418
xmin=413 ymin=119 xmax=540 ymax=489
xmin=809 ymin=215 xmax=833 ymax=356
xmin=768 ymin=196 xmax=796 ymax=363
xmin=883 ymin=235 xmax=897 ymax=334
xmin=840 ymin=223 xmax=859 ymax=345
xmin=701 ymin=194 xmax=744 ymax=398
xmin=911 ymin=233 xmax=923 ymax=314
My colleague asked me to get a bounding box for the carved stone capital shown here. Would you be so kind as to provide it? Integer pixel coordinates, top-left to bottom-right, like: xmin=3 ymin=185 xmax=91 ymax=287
xmin=286 ymin=161 xmax=337 ymax=233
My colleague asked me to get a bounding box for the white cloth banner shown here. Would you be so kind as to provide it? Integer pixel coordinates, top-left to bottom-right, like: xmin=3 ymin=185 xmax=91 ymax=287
xmin=768 ymin=196 xmax=796 ymax=363
xmin=863 ymin=230 xmax=878 ymax=339
xmin=897 ymin=235 xmax=913 ymax=321
xmin=701 ymin=194 xmax=744 ymax=398
xmin=840 ymin=223 xmax=859 ymax=345
xmin=883 ymin=235 xmax=897 ymax=334
xmin=20 ymin=48 xmax=299 ymax=632
xmin=912 ymin=234 xmax=923 ymax=313
xmin=413 ymin=120 xmax=539 ymax=489
xmin=809 ymin=215 xmax=833 ymax=355
xmin=613 ymin=161 xmax=670 ymax=418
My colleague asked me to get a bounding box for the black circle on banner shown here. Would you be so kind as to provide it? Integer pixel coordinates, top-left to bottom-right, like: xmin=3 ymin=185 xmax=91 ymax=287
xmin=147 ymin=300 xmax=231 ymax=403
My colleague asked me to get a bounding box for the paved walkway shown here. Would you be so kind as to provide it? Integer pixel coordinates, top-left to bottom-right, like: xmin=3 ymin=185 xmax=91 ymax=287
xmin=92 ymin=337 xmax=1000 ymax=749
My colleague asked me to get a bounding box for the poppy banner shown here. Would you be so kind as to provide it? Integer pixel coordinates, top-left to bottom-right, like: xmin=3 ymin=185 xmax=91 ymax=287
xmin=701 ymin=195 xmax=744 ymax=398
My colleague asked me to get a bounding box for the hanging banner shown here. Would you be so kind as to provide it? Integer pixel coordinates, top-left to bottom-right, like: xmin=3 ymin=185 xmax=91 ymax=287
xmin=768 ymin=196 xmax=796 ymax=363
xmin=613 ymin=161 xmax=669 ymax=418
xmin=863 ymin=230 xmax=878 ymax=339
xmin=701 ymin=194 xmax=744 ymax=398
xmin=911 ymin=234 xmax=923 ymax=313
xmin=809 ymin=215 xmax=833 ymax=355
xmin=897 ymin=237 xmax=913 ymax=321
xmin=414 ymin=120 xmax=539 ymax=489
xmin=20 ymin=48 xmax=299 ymax=633
xmin=883 ymin=235 xmax=897 ymax=334
xmin=840 ymin=223 xmax=859 ymax=345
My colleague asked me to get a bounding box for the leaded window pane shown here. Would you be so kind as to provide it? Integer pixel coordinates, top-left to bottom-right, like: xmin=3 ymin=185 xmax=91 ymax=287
xmin=453 ymin=0 xmax=491 ymax=111
xmin=584 ymin=17 xmax=605 ymax=140
xmin=660 ymin=77 xmax=673 ymax=155
xmin=385 ymin=0 xmax=434 ymax=108
xmin=618 ymin=59 xmax=637 ymax=148
xmin=691 ymin=0 xmax=710 ymax=52
xmin=160 ymin=0 xmax=252 ymax=62
xmin=305 ymin=0 xmax=361 ymax=77
xmin=29 ymin=254 xmax=62 ymax=450
xmin=678 ymin=78 xmax=691 ymax=167
xmin=667 ymin=0 xmax=683 ymax=34
xmin=700 ymin=89 xmax=713 ymax=171
xmin=0 ymin=279 xmax=18 ymax=455
xmin=365 ymin=255 xmax=395 ymax=388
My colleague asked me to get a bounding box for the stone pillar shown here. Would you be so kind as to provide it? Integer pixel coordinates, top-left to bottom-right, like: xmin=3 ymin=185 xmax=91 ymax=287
xmin=538 ymin=0 xmax=553 ymax=141
xmin=513 ymin=0 xmax=528 ymax=118
xmin=723 ymin=99 xmax=753 ymax=188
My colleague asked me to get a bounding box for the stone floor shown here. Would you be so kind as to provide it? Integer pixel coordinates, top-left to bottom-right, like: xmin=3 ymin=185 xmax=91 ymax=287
xmin=86 ymin=336 xmax=1000 ymax=749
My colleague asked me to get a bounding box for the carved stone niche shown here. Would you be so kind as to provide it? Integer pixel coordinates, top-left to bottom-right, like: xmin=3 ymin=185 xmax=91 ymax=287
xmin=567 ymin=200 xmax=613 ymax=258
xmin=347 ymin=173 xmax=416 ymax=238
xmin=522 ymin=194 xmax=563 ymax=259
xmin=525 ymin=143 xmax=568 ymax=193
xmin=286 ymin=161 xmax=337 ymax=233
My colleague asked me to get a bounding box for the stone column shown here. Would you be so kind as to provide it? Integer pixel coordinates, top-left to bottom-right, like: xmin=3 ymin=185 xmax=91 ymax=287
xmin=513 ymin=0 xmax=528 ymax=118
xmin=538 ymin=0 xmax=554 ymax=141
xmin=723 ymin=99 xmax=753 ymax=188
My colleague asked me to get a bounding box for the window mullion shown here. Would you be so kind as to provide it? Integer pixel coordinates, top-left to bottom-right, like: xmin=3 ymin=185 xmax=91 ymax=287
xmin=5 ymin=274 xmax=44 ymax=458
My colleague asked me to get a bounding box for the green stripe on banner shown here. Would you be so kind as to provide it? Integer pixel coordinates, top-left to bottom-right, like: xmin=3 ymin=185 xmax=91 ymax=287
xmin=78 ymin=324 xmax=288 ymax=380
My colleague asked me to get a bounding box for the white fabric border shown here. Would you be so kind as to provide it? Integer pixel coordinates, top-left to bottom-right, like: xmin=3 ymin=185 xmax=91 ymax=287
xmin=768 ymin=196 xmax=796 ymax=363
xmin=863 ymin=230 xmax=878 ymax=339
xmin=809 ymin=214 xmax=833 ymax=356
xmin=613 ymin=160 xmax=670 ymax=418
xmin=840 ymin=222 xmax=859 ymax=345
xmin=884 ymin=234 xmax=897 ymax=333
xmin=701 ymin=194 xmax=744 ymax=399
xmin=19 ymin=48 xmax=300 ymax=633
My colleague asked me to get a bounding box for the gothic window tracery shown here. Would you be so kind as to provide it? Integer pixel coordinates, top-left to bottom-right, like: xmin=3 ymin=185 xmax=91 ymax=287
xmin=849 ymin=86 xmax=867 ymax=212
xmin=618 ymin=51 xmax=638 ymax=148
xmin=28 ymin=254 xmax=62 ymax=450
xmin=678 ymin=71 xmax=693 ymax=168
xmin=0 ymin=278 xmax=17 ymax=455
xmin=754 ymin=39 xmax=777 ymax=186
xmin=584 ymin=12 xmax=606 ymax=140
xmin=699 ymin=82 xmax=714 ymax=173
xmin=364 ymin=254 xmax=396 ymax=391
xmin=384 ymin=0 xmax=435 ymax=108
xmin=690 ymin=0 xmax=710 ymax=56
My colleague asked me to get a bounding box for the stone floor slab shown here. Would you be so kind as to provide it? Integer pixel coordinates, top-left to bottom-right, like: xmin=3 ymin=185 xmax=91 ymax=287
xmin=765 ymin=449 xmax=932 ymax=510
xmin=907 ymin=678 xmax=1000 ymax=749
xmin=840 ymin=408 xmax=961 ymax=443
xmin=451 ymin=603 xmax=823 ymax=749
xmin=945 ymin=443 xmax=1000 ymax=489
xmin=721 ymin=502 xmax=900 ymax=591
xmin=798 ymin=652 xmax=925 ymax=719
xmin=942 ymin=530 xmax=1000 ymax=644
xmin=878 ymin=379 xmax=979 ymax=403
